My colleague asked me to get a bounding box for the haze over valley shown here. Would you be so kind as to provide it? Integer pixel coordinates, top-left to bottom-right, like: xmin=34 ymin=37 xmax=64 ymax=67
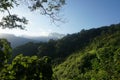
xmin=0 ymin=33 xmax=65 ymax=48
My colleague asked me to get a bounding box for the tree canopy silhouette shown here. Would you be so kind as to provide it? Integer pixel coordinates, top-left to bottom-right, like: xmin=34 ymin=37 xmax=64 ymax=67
xmin=0 ymin=0 xmax=65 ymax=29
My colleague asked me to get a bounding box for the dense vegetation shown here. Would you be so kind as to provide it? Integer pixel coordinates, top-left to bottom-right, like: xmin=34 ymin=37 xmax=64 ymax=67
xmin=0 ymin=23 xmax=120 ymax=79
xmin=0 ymin=39 xmax=53 ymax=80
xmin=13 ymin=42 xmax=45 ymax=57
xmin=36 ymin=24 xmax=120 ymax=65
xmin=54 ymin=24 xmax=120 ymax=80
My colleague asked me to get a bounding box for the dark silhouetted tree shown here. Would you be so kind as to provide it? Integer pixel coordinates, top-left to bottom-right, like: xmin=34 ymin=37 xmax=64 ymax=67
xmin=0 ymin=0 xmax=66 ymax=29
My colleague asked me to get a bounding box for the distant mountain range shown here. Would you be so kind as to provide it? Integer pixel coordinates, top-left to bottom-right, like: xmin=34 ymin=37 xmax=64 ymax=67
xmin=0 ymin=33 xmax=65 ymax=48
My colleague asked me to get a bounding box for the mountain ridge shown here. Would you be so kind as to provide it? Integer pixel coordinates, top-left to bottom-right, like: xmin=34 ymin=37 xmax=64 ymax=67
xmin=0 ymin=33 xmax=65 ymax=48
xmin=54 ymin=23 xmax=120 ymax=80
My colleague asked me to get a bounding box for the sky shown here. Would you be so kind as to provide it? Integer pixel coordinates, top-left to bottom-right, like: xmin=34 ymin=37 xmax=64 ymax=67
xmin=0 ymin=0 xmax=120 ymax=36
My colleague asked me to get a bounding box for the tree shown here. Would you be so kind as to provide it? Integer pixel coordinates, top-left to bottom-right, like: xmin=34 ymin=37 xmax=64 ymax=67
xmin=0 ymin=54 xmax=53 ymax=80
xmin=0 ymin=0 xmax=65 ymax=79
xmin=0 ymin=0 xmax=66 ymax=29
xmin=0 ymin=39 xmax=12 ymax=69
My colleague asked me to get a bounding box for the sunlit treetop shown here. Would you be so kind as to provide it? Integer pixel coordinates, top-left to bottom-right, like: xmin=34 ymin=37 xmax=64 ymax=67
xmin=0 ymin=0 xmax=66 ymax=29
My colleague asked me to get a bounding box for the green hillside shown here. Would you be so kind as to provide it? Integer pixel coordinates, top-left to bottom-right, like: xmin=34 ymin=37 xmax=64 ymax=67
xmin=3 ymin=23 xmax=120 ymax=80
xmin=54 ymin=24 xmax=120 ymax=80
xmin=12 ymin=42 xmax=45 ymax=56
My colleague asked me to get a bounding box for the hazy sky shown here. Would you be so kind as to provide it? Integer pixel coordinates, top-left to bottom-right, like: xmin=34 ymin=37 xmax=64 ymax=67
xmin=0 ymin=0 xmax=120 ymax=36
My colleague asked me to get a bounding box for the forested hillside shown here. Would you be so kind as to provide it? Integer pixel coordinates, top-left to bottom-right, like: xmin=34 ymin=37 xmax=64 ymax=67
xmin=36 ymin=24 xmax=120 ymax=65
xmin=54 ymin=24 xmax=120 ymax=80
xmin=0 ymin=0 xmax=120 ymax=79
xmin=12 ymin=42 xmax=45 ymax=57
xmin=13 ymin=24 xmax=120 ymax=60
xmin=1 ymin=23 xmax=120 ymax=80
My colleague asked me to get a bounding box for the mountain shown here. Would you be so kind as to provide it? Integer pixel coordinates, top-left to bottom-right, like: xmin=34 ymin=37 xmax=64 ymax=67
xmin=12 ymin=23 xmax=120 ymax=62
xmin=54 ymin=24 xmax=120 ymax=80
xmin=22 ymin=32 xmax=65 ymax=41
xmin=12 ymin=42 xmax=45 ymax=58
xmin=37 ymin=25 xmax=112 ymax=59
xmin=15 ymin=23 xmax=119 ymax=80
xmin=2 ymin=23 xmax=120 ymax=80
xmin=0 ymin=34 xmax=33 ymax=48
xmin=48 ymin=33 xmax=65 ymax=39
xmin=0 ymin=33 xmax=65 ymax=48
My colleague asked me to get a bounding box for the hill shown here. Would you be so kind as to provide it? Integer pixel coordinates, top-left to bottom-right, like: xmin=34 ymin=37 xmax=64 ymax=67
xmin=12 ymin=42 xmax=45 ymax=57
xmin=9 ymin=23 xmax=120 ymax=80
xmin=54 ymin=24 xmax=120 ymax=80
xmin=0 ymin=33 xmax=65 ymax=48
xmin=0 ymin=34 xmax=33 ymax=48
xmin=17 ymin=23 xmax=120 ymax=80
xmin=36 ymin=24 xmax=120 ymax=62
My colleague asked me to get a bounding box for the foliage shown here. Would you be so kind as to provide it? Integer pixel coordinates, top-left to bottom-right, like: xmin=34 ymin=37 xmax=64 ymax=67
xmin=37 ymin=23 xmax=120 ymax=63
xmin=12 ymin=42 xmax=45 ymax=57
xmin=54 ymin=23 xmax=120 ymax=80
xmin=1 ymin=23 xmax=120 ymax=80
xmin=0 ymin=39 xmax=12 ymax=69
xmin=0 ymin=0 xmax=66 ymax=29
xmin=0 ymin=54 xmax=53 ymax=80
xmin=0 ymin=40 xmax=53 ymax=80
